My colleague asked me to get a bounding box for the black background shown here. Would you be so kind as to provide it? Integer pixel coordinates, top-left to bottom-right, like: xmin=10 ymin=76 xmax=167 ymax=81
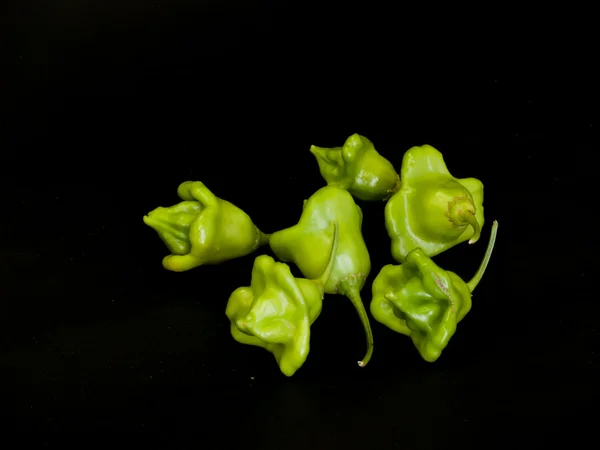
xmin=1 ymin=2 xmax=598 ymax=447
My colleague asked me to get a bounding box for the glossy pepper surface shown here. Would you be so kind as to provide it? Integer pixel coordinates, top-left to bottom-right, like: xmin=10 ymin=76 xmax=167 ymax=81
xmin=143 ymin=181 xmax=270 ymax=272
xmin=385 ymin=144 xmax=484 ymax=262
xmin=226 ymin=222 xmax=339 ymax=377
xmin=310 ymin=133 xmax=400 ymax=201
xmin=269 ymin=186 xmax=374 ymax=367
xmin=371 ymin=220 xmax=498 ymax=362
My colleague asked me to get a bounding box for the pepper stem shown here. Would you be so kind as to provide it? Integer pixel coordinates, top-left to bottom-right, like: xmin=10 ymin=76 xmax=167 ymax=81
xmin=313 ymin=222 xmax=340 ymax=295
xmin=467 ymin=220 xmax=499 ymax=293
xmin=465 ymin=211 xmax=481 ymax=244
xmin=344 ymin=288 xmax=374 ymax=368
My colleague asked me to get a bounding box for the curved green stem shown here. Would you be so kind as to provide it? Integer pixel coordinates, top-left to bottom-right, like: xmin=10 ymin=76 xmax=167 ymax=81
xmin=344 ymin=288 xmax=374 ymax=368
xmin=467 ymin=220 xmax=499 ymax=292
xmin=313 ymin=222 xmax=339 ymax=295
xmin=465 ymin=211 xmax=481 ymax=244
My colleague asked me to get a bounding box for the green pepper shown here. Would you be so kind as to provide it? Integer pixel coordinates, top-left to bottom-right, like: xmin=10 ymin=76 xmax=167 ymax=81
xmin=226 ymin=222 xmax=339 ymax=377
xmin=385 ymin=144 xmax=484 ymax=262
xmin=310 ymin=133 xmax=400 ymax=201
xmin=143 ymin=181 xmax=270 ymax=272
xmin=269 ymin=186 xmax=374 ymax=367
xmin=371 ymin=220 xmax=498 ymax=362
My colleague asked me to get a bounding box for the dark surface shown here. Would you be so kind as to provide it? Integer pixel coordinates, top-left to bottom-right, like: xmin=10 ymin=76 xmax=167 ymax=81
xmin=1 ymin=2 xmax=598 ymax=447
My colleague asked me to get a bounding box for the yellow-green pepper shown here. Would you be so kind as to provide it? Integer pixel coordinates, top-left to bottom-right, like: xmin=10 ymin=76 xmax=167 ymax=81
xmin=226 ymin=222 xmax=339 ymax=377
xmin=385 ymin=144 xmax=484 ymax=262
xmin=371 ymin=220 xmax=498 ymax=362
xmin=143 ymin=181 xmax=270 ymax=272
xmin=310 ymin=133 xmax=400 ymax=201
xmin=269 ymin=186 xmax=374 ymax=367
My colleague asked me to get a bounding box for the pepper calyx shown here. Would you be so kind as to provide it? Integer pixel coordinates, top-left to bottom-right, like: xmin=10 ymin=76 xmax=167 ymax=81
xmin=445 ymin=196 xmax=481 ymax=244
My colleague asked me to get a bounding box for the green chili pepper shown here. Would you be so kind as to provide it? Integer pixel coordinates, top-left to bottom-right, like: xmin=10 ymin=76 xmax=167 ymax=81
xmin=143 ymin=181 xmax=270 ymax=272
xmin=269 ymin=186 xmax=374 ymax=367
xmin=310 ymin=133 xmax=400 ymax=201
xmin=385 ymin=144 xmax=484 ymax=262
xmin=371 ymin=220 xmax=498 ymax=362
xmin=226 ymin=222 xmax=339 ymax=377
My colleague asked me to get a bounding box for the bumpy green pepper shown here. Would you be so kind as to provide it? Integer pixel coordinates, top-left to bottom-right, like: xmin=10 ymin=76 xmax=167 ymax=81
xmin=143 ymin=181 xmax=270 ymax=272
xmin=371 ymin=220 xmax=498 ymax=362
xmin=310 ymin=133 xmax=400 ymax=201
xmin=226 ymin=222 xmax=339 ymax=377
xmin=385 ymin=144 xmax=484 ymax=262
xmin=269 ymin=186 xmax=374 ymax=367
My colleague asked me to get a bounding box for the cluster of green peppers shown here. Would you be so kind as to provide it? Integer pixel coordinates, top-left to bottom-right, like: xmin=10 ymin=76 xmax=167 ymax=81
xmin=143 ymin=133 xmax=498 ymax=376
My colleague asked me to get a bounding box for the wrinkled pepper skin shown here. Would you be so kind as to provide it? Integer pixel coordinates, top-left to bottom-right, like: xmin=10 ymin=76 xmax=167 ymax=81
xmin=385 ymin=145 xmax=484 ymax=262
xmin=143 ymin=181 xmax=270 ymax=272
xmin=226 ymin=222 xmax=339 ymax=377
xmin=269 ymin=186 xmax=374 ymax=367
xmin=371 ymin=220 xmax=498 ymax=362
xmin=310 ymin=133 xmax=400 ymax=201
